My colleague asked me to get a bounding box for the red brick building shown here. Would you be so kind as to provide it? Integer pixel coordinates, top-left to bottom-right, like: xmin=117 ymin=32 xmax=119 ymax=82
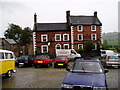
xmin=33 ymin=11 xmax=102 ymax=54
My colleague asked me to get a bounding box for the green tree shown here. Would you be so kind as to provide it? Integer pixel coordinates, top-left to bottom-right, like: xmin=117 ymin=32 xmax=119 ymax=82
xmin=85 ymin=41 xmax=95 ymax=51
xmin=102 ymin=40 xmax=109 ymax=49
xmin=4 ymin=23 xmax=22 ymax=41
xmin=19 ymin=27 xmax=32 ymax=45
xmin=4 ymin=23 xmax=33 ymax=55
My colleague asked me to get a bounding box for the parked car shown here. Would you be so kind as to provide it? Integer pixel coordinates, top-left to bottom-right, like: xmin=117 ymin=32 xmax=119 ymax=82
xmin=100 ymin=55 xmax=120 ymax=68
xmin=62 ymin=58 xmax=108 ymax=90
xmin=15 ymin=56 xmax=33 ymax=67
xmin=54 ymin=56 xmax=68 ymax=68
xmin=33 ymin=55 xmax=52 ymax=68
xmin=56 ymin=49 xmax=81 ymax=61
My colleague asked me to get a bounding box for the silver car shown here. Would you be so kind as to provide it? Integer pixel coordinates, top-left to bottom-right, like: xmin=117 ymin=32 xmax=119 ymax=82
xmin=100 ymin=55 xmax=120 ymax=68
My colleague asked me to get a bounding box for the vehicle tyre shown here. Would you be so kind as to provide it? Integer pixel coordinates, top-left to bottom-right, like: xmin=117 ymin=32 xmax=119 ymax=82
xmin=50 ymin=63 xmax=52 ymax=66
xmin=34 ymin=65 xmax=38 ymax=68
xmin=104 ymin=63 xmax=108 ymax=68
xmin=16 ymin=65 xmax=19 ymax=68
xmin=5 ymin=70 xmax=12 ymax=78
xmin=54 ymin=64 xmax=57 ymax=68
xmin=47 ymin=64 xmax=50 ymax=68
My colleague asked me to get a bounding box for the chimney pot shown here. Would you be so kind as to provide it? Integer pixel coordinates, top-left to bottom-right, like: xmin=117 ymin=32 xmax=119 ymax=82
xmin=94 ymin=11 xmax=97 ymax=17
xmin=34 ymin=13 xmax=37 ymax=24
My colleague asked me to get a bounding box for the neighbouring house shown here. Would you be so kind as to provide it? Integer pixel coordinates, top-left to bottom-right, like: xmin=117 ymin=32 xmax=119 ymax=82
xmin=0 ymin=38 xmax=19 ymax=57
xmin=0 ymin=38 xmax=34 ymax=57
xmin=33 ymin=11 xmax=102 ymax=55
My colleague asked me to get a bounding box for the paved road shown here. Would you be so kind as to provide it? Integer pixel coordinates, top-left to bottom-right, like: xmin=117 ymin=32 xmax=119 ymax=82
xmin=1 ymin=66 xmax=120 ymax=89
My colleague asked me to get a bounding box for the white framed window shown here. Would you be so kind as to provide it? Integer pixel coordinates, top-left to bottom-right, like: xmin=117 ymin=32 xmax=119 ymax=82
xmin=41 ymin=45 xmax=48 ymax=53
xmin=55 ymin=34 xmax=61 ymax=41
xmin=41 ymin=34 xmax=48 ymax=42
xmin=78 ymin=34 xmax=83 ymax=41
xmin=55 ymin=44 xmax=61 ymax=49
xmin=78 ymin=25 xmax=83 ymax=32
xmin=63 ymin=34 xmax=69 ymax=41
xmin=91 ymin=34 xmax=97 ymax=40
xmin=93 ymin=43 xmax=97 ymax=50
xmin=78 ymin=44 xmax=83 ymax=49
xmin=64 ymin=44 xmax=69 ymax=49
xmin=91 ymin=25 xmax=96 ymax=31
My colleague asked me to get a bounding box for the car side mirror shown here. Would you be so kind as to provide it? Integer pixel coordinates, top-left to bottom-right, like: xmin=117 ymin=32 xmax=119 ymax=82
xmin=104 ymin=69 xmax=109 ymax=73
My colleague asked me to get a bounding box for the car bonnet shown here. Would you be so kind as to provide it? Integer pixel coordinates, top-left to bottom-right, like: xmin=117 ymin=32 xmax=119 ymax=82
xmin=63 ymin=72 xmax=106 ymax=87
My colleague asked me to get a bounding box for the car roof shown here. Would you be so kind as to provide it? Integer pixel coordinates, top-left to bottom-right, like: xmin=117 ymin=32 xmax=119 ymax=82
xmin=76 ymin=58 xmax=100 ymax=62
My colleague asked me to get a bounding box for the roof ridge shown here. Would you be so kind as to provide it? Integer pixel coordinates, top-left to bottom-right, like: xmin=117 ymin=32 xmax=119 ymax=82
xmin=37 ymin=22 xmax=67 ymax=24
xmin=70 ymin=15 xmax=94 ymax=17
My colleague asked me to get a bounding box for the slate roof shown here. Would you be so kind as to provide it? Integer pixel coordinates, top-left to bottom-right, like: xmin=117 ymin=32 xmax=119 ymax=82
xmin=5 ymin=39 xmax=17 ymax=45
xmin=70 ymin=16 xmax=102 ymax=25
xmin=34 ymin=23 xmax=68 ymax=32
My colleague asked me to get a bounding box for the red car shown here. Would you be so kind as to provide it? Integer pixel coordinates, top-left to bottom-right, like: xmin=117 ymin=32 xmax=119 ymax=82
xmin=33 ymin=55 xmax=52 ymax=68
xmin=54 ymin=56 xmax=68 ymax=68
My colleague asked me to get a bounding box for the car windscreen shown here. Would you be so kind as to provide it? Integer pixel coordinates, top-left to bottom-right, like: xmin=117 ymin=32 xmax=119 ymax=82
xmin=17 ymin=57 xmax=28 ymax=60
xmin=55 ymin=57 xmax=67 ymax=60
xmin=72 ymin=61 xmax=103 ymax=73
xmin=36 ymin=56 xmax=50 ymax=60
xmin=101 ymin=51 xmax=106 ymax=54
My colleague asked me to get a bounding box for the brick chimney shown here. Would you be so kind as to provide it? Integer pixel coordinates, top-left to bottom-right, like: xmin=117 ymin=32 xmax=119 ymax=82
xmin=94 ymin=11 xmax=97 ymax=17
xmin=66 ymin=10 xmax=71 ymax=27
xmin=34 ymin=13 xmax=37 ymax=24
xmin=34 ymin=13 xmax=37 ymax=31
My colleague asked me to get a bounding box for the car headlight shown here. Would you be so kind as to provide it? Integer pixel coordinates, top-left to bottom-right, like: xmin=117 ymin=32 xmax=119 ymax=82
xmin=93 ymin=87 xmax=106 ymax=90
xmin=62 ymin=84 xmax=73 ymax=88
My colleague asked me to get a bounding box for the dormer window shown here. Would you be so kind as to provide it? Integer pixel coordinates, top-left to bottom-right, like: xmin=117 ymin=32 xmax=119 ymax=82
xmin=78 ymin=25 xmax=83 ymax=32
xmin=91 ymin=25 xmax=96 ymax=31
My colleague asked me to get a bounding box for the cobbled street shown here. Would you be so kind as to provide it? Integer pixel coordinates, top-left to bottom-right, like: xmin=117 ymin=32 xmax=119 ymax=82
xmin=2 ymin=66 xmax=120 ymax=90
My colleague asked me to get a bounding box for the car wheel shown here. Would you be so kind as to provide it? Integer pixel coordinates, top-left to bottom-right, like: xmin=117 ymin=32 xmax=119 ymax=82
xmin=47 ymin=64 xmax=50 ymax=68
xmin=104 ymin=63 xmax=108 ymax=68
xmin=54 ymin=64 xmax=57 ymax=68
xmin=34 ymin=65 xmax=38 ymax=68
xmin=6 ymin=70 xmax=12 ymax=78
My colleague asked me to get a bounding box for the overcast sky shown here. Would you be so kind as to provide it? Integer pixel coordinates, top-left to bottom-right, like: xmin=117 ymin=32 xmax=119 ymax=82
xmin=0 ymin=0 xmax=119 ymax=38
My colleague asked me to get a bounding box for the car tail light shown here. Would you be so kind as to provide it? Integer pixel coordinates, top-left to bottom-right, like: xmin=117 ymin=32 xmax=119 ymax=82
xmin=25 ymin=61 xmax=28 ymax=63
xmin=54 ymin=60 xmax=57 ymax=63
xmin=15 ymin=61 xmax=18 ymax=63
xmin=44 ymin=60 xmax=48 ymax=63
xmin=107 ymin=56 xmax=110 ymax=61
xmin=34 ymin=60 xmax=37 ymax=63
xmin=65 ymin=60 xmax=68 ymax=63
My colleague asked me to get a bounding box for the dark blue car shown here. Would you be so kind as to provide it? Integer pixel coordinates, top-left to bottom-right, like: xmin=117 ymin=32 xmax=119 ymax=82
xmin=62 ymin=59 xmax=108 ymax=90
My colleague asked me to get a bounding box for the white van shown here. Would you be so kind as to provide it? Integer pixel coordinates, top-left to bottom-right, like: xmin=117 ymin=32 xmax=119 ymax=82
xmin=56 ymin=49 xmax=81 ymax=60
xmin=0 ymin=49 xmax=16 ymax=78
xmin=100 ymin=50 xmax=114 ymax=57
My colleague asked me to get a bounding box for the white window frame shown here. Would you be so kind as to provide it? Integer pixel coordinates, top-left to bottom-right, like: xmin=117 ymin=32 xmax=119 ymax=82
xmin=93 ymin=43 xmax=97 ymax=50
xmin=91 ymin=25 xmax=96 ymax=31
xmin=41 ymin=45 xmax=48 ymax=53
xmin=63 ymin=34 xmax=69 ymax=41
xmin=64 ymin=44 xmax=69 ymax=49
xmin=78 ymin=44 xmax=83 ymax=49
xmin=55 ymin=44 xmax=61 ymax=49
xmin=55 ymin=34 xmax=61 ymax=41
xmin=78 ymin=25 xmax=83 ymax=32
xmin=78 ymin=34 xmax=83 ymax=41
xmin=41 ymin=34 xmax=48 ymax=42
xmin=91 ymin=34 xmax=97 ymax=40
